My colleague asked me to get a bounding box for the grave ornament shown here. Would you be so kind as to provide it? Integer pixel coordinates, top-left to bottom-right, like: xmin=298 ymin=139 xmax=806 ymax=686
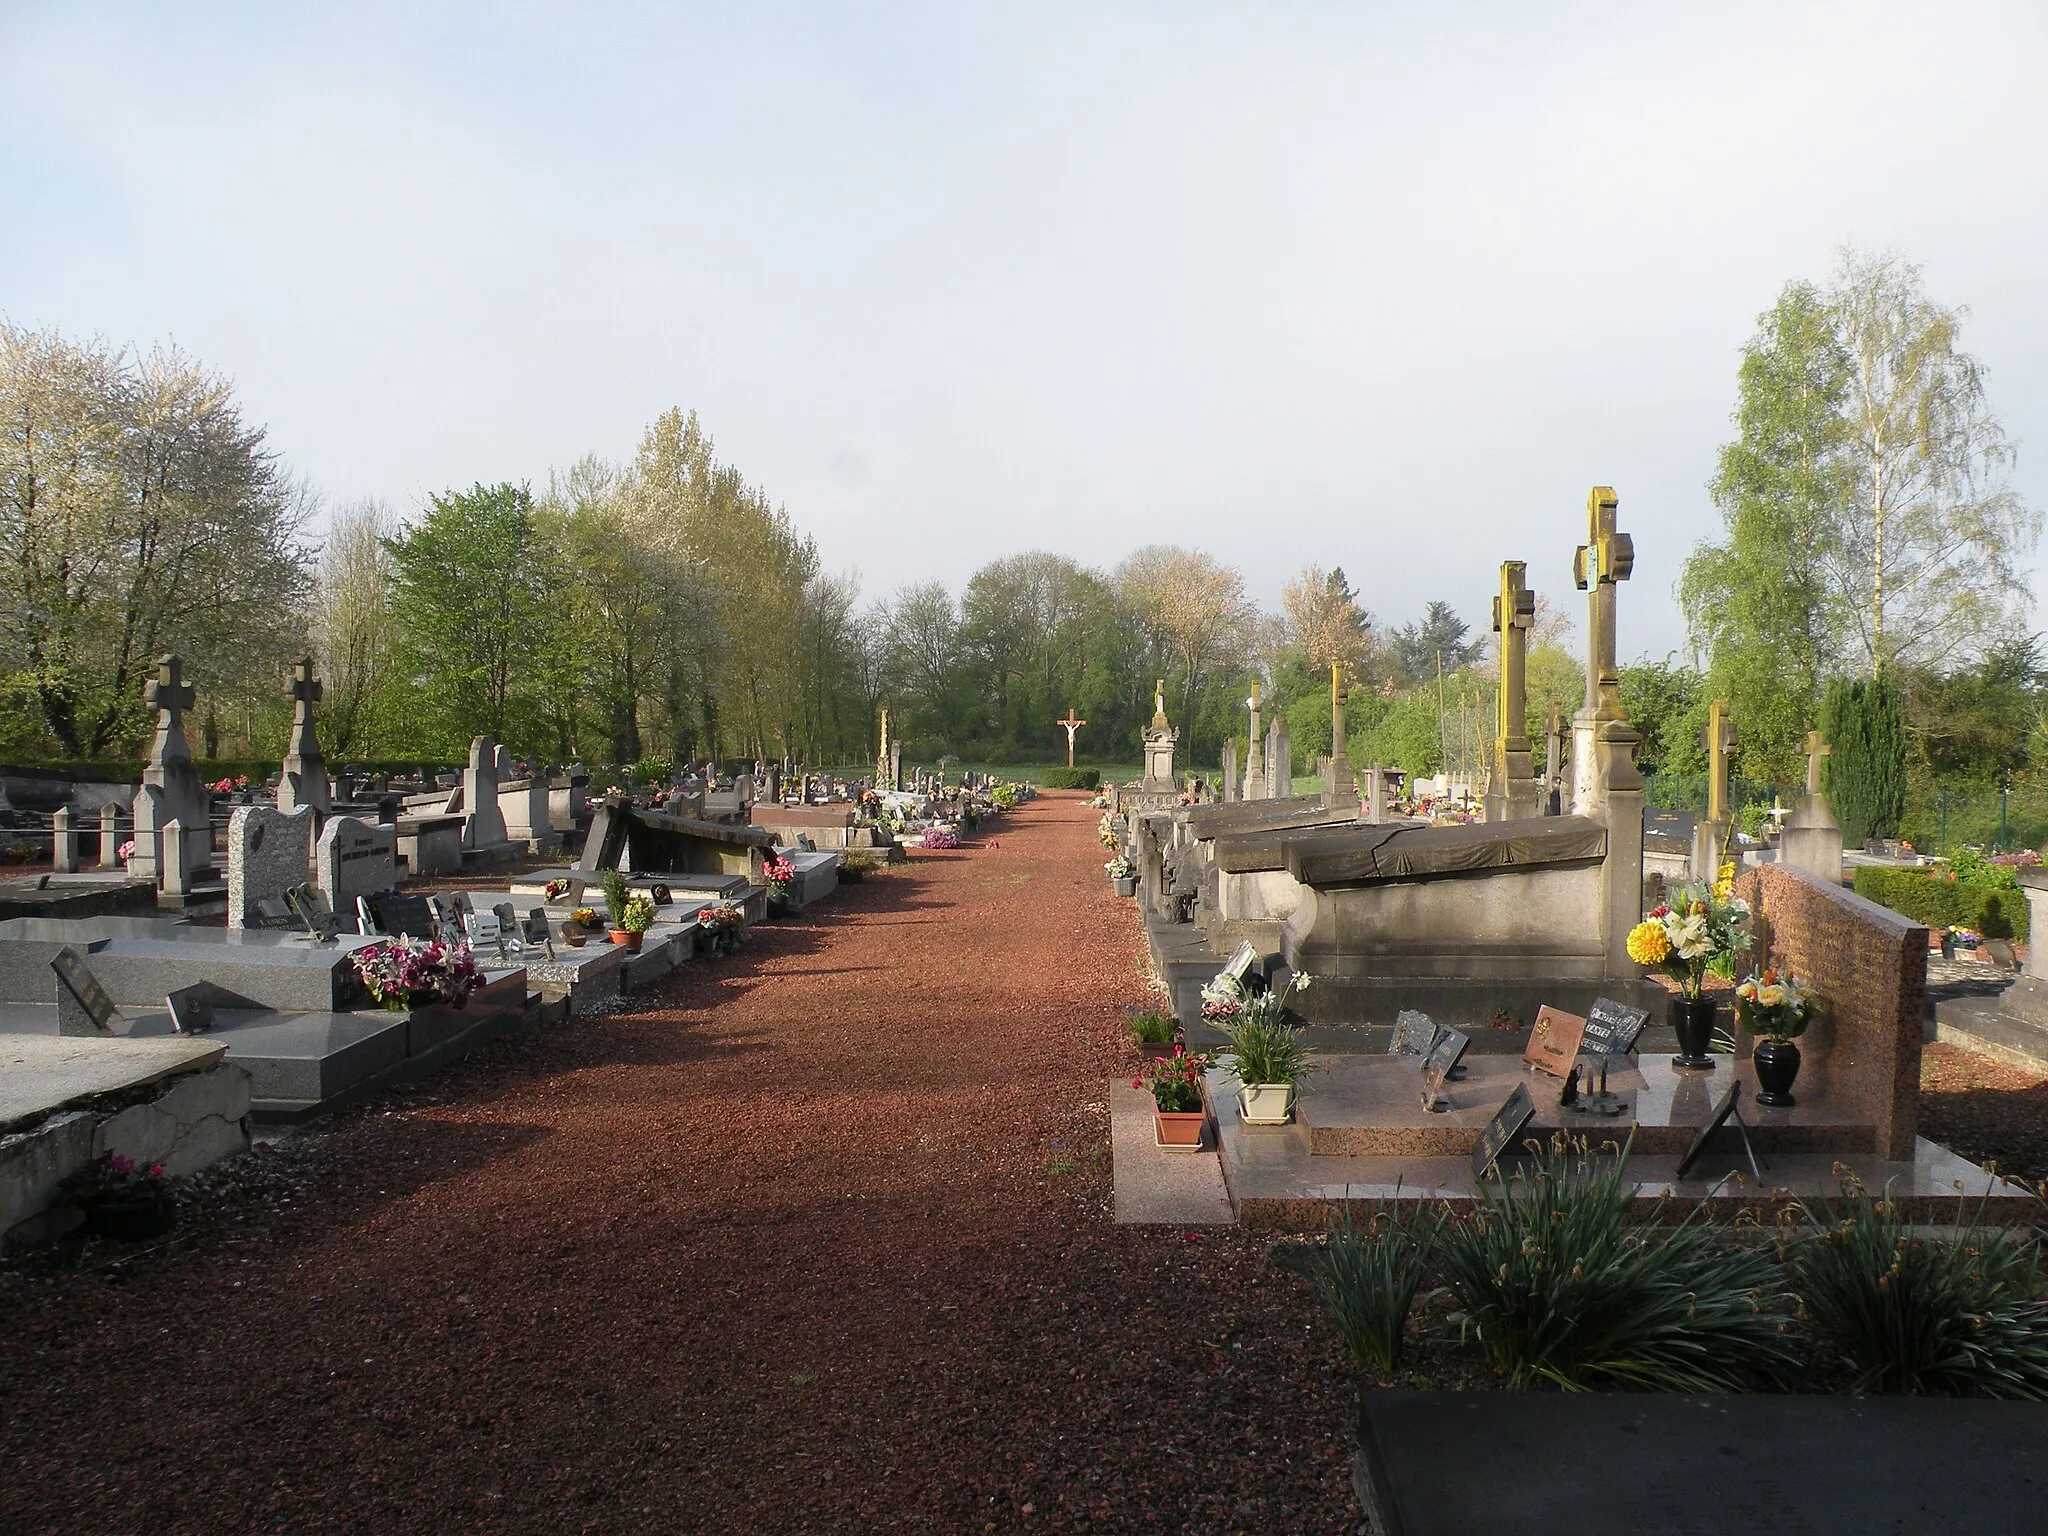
xmin=1675 ymin=1080 xmax=1766 ymax=1183
xmin=1522 ymin=1004 xmax=1587 ymax=1079
xmin=1419 ymin=1026 xmax=1471 ymax=1112
xmin=1470 ymin=1083 xmax=1536 ymax=1181
xmin=166 ymin=984 xmax=216 ymax=1034
xmin=1581 ymin=996 xmax=1650 ymax=1058
xmin=51 ymin=947 xmax=118 ymax=1036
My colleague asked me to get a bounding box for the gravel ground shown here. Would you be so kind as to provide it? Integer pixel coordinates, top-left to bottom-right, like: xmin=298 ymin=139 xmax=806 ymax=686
xmin=1919 ymin=1042 xmax=2048 ymax=1193
xmin=0 ymin=794 xmax=1364 ymax=1536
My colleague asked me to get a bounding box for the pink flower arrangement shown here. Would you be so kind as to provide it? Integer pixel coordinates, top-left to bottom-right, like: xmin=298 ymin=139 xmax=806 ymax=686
xmin=762 ymin=853 xmax=796 ymax=895
xmin=116 ymin=840 xmax=136 ymax=862
xmin=350 ymin=937 xmax=484 ymax=1009
xmin=923 ymin=828 xmax=961 ymax=850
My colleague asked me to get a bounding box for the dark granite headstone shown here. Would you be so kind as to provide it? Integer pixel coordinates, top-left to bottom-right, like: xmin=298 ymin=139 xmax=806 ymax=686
xmin=369 ymin=892 xmax=436 ymax=939
xmin=1388 ymin=1009 xmax=1437 ymax=1057
xmin=1420 ymin=1027 xmax=1471 ymax=1111
xmin=1356 ymin=1391 xmax=2048 ymax=1535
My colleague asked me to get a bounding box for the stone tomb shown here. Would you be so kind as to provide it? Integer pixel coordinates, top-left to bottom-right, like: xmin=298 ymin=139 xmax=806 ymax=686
xmin=226 ymin=805 xmax=315 ymax=928
xmin=315 ymin=816 xmax=398 ymax=926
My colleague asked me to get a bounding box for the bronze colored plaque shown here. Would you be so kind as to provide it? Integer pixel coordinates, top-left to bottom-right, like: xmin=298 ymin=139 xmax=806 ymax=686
xmin=1523 ymin=1004 xmax=1587 ymax=1079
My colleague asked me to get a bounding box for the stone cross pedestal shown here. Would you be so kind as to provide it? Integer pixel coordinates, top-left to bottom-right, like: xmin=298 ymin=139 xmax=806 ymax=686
xmin=1267 ymin=714 xmax=1291 ymax=798
xmin=131 ymin=655 xmax=212 ymax=885
xmin=277 ymin=658 xmax=331 ymax=815
xmin=1485 ymin=560 xmax=1538 ymax=823
xmin=1242 ymin=680 xmax=1267 ymax=800
xmin=1365 ymin=762 xmax=1387 ymax=824
xmin=1781 ymin=729 xmax=1845 ymax=887
xmin=98 ymin=804 xmax=121 ymax=868
xmin=1568 ymin=488 xmax=1646 ymax=978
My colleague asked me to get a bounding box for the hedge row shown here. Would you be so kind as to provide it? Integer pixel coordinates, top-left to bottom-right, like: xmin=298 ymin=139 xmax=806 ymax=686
xmin=1039 ymin=767 xmax=1101 ymax=790
xmin=1850 ymin=866 xmax=2030 ymax=942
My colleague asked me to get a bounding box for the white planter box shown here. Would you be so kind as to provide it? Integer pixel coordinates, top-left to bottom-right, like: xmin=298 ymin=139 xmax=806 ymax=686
xmin=1238 ymin=1083 xmax=1295 ymax=1126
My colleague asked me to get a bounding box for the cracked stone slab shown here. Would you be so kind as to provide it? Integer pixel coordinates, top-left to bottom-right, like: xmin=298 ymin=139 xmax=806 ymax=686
xmin=1 ymin=1034 xmax=226 ymax=1129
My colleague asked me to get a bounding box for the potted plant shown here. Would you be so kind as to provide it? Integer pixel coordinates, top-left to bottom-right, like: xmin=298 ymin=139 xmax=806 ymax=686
xmin=1625 ymin=881 xmax=1752 ymax=1071
xmin=1210 ymin=971 xmax=1318 ymax=1125
xmin=696 ymin=901 xmax=746 ymax=956
xmin=1128 ymin=1007 xmax=1180 ymax=1059
xmin=1105 ymin=855 xmax=1137 ymax=897
xmin=1735 ymin=968 xmax=1814 ymax=1107
xmin=600 ymin=869 xmax=635 ymax=946
xmin=63 ymin=1153 xmax=176 ymax=1241
xmin=1133 ymin=1047 xmax=1215 ymax=1149
xmin=614 ymin=892 xmax=654 ymax=950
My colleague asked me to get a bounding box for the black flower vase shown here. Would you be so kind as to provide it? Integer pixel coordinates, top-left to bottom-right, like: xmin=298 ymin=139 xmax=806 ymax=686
xmin=1669 ymin=994 xmax=1718 ymax=1071
xmin=1752 ymin=1038 xmax=1801 ymax=1107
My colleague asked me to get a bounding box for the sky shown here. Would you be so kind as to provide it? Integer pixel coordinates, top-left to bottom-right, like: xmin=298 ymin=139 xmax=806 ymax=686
xmin=4 ymin=1 xmax=2046 ymax=665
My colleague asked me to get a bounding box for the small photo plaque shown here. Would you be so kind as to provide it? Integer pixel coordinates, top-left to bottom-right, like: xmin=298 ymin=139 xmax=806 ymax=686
xmin=1522 ymin=1005 xmax=1587 ymax=1079
xmin=1676 ymin=1081 xmax=1745 ymax=1180
xmin=649 ymin=883 xmax=672 ymax=907
xmin=1389 ymin=1009 xmax=1438 ymax=1057
xmin=1420 ymin=1026 xmax=1471 ymax=1111
xmin=166 ymin=984 xmax=216 ymax=1034
xmin=1471 ymin=1083 xmax=1537 ymax=1181
xmin=1582 ymin=996 xmax=1651 ymax=1058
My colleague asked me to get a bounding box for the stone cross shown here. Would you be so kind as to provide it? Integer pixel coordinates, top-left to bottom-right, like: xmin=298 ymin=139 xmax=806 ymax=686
xmin=876 ymin=708 xmax=889 ymax=784
xmin=279 ymin=658 xmax=330 ymax=815
xmin=1803 ymin=729 xmax=1831 ymax=798
xmin=1487 ymin=560 xmax=1537 ymax=821
xmin=1242 ymin=679 xmax=1266 ymax=799
xmin=144 ymin=655 xmax=197 ymax=768
xmin=1324 ymin=662 xmax=1354 ymax=806
xmin=1701 ymin=699 xmax=1737 ymax=829
xmin=1057 ymin=708 xmax=1087 ymax=768
xmin=1544 ymin=707 xmax=1567 ymax=812
xmin=1572 ymin=488 xmax=1633 ymax=720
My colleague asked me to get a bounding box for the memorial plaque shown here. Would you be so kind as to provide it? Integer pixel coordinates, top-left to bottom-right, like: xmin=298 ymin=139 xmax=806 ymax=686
xmin=371 ymin=892 xmax=437 ymax=939
xmin=1522 ymin=1005 xmax=1587 ymax=1078
xmin=1582 ymin=996 xmax=1651 ymax=1058
xmin=285 ymin=884 xmax=339 ymax=942
xmin=1220 ymin=941 xmax=1261 ymax=992
xmin=465 ymin=910 xmax=502 ymax=950
xmin=51 ymin=948 xmax=117 ymax=1034
xmin=1676 ymin=1080 xmax=1752 ymax=1180
xmin=165 ymin=984 xmax=216 ymax=1034
xmin=1389 ymin=1009 xmax=1438 ymax=1057
xmin=521 ymin=908 xmax=552 ymax=945
xmin=1419 ymin=1026 xmax=1471 ymax=1111
xmin=649 ymin=883 xmax=672 ymax=907
xmin=1471 ymin=1083 xmax=1536 ymax=1181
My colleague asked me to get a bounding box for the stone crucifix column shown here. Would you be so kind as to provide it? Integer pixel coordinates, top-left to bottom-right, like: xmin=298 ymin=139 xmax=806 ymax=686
xmin=1242 ymin=679 xmax=1267 ymax=800
xmin=1324 ymin=662 xmax=1355 ymax=808
xmin=1485 ymin=560 xmax=1538 ymax=823
xmin=1781 ymin=728 xmax=1844 ymax=886
xmin=1569 ymin=488 xmax=1646 ymax=978
xmin=278 ymin=658 xmax=331 ymax=816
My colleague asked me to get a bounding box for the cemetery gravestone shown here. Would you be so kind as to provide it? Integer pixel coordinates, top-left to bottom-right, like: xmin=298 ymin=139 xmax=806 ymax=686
xmin=98 ymin=804 xmax=121 ymax=869
xmin=1419 ymin=1026 xmax=1471 ymax=1111
xmin=131 ymin=655 xmax=213 ymax=884
xmin=51 ymin=807 xmax=76 ymax=873
xmin=315 ymin=816 xmax=397 ymax=922
xmin=226 ymin=804 xmax=315 ymax=928
xmin=277 ymin=659 xmax=331 ymax=815
xmin=1581 ymin=995 xmax=1650 ymax=1058
xmin=367 ymin=892 xmax=436 ymax=939
xmin=463 ymin=737 xmax=510 ymax=851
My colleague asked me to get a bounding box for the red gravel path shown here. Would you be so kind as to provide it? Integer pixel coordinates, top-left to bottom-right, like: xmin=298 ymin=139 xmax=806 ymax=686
xmin=1 ymin=794 xmax=1362 ymax=1535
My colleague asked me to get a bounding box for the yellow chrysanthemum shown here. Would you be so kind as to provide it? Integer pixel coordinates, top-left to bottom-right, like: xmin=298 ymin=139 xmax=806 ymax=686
xmin=1626 ymin=920 xmax=1672 ymax=967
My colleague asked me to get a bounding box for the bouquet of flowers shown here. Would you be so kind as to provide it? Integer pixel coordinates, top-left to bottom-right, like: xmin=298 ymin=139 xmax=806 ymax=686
xmin=1097 ymin=816 xmax=1119 ymax=850
xmin=697 ymin=901 xmax=746 ymax=954
xmin=923 ymin=829 xmax=961 ymax=850
xmin=1626 ymin=882 xmax=1752 ymax=998
xmin=117 ymin=840 xmax=136 ymax=863
xmin=1734 ymin=968 xmax=1813 ymax=1041
xmin=567 ymin=906 xmax=602 ymax=931
xmin=1104 ymin=855 xmax=1133 ymax=880
xmin=544 ymin=878 xmax=572 ymax=901
xmin=763 ymin=853 xmax=796 ymax=895
xmin=1132 ymin=1047 xmax=1214 ymax=1113
xmin=350 ymin=937 xmax=484 ymax=1010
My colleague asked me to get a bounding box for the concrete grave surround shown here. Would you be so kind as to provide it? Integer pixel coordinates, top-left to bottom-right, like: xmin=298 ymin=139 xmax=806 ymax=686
xmin=316 ymin=816 xmax=398 ymax=918
xmin=226 ymin=804 xmax=315 ymax=927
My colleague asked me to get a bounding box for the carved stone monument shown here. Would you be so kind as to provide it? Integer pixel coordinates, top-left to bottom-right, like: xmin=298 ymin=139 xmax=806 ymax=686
xmin=1691 ymin=699 xmax=1737 ymax=883
xmin=277 ymin=658 xmax=331 ymax=815
xmin=1569 ymin=487 xmax=1647 ymax=979
xmin=130 ymin=655 xmax=213 ymax=884
xmin=1140 ymin=681 xmax=1177 ymax=792
xmin=1220 ymin=738 xmax=1239 ymax=803
xmin=462 ymin=737 xmax=510 ymax=852
xmin=227 ymin=804 xmax=315 ymax=927
xmin=1780 ymin=730 xmax=1845 ymax=887
xmin=1484 ymin=560 xmax=1538 ymax=823
xmin=1057 ymin=707 xmax=1087 ymax=769
xmin=1241 ymin=680 xmax=1267 ymax=801
xmin=316 ymin=814 xmax=398 ymax=921
xmin=1324 ymin=663 xmax=1354 ymax=808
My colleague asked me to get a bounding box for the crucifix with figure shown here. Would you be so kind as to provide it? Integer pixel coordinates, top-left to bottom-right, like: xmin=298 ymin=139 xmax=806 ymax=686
xmin=1057 ymin=708 xmax=1087 ymax=768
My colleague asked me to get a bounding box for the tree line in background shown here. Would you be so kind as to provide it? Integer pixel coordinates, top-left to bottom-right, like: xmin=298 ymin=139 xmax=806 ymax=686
xmin=1 ymin=244 xmax=2039 ymax=849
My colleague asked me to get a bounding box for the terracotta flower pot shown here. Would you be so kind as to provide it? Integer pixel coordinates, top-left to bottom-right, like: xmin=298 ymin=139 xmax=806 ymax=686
xmin=1138 ymin=1040 xmax=1180 ymax=1060
xmin=1153 ymin=1108 xmax=1207 ymax=1149
xmin=609 ymin=929 xmax=644 ymax=951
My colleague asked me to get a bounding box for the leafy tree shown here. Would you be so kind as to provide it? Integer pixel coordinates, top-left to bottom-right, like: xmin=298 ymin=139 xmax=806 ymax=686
xmin=1619 ymin=660 xmax=1706 ymax=780
xmin=1390 ymin=601 xmax=1484 ymax=684
xmin=1822 ymin=675 xmax=1907 ymax=843
xmin=1116 ymin=545 xmax=1258 ymax=734
xmin=1281 ymin=565 xmax=1373 ymax=673
xmin=386 ymin=482 xmax=547 ymax=750
xmin=1906 ymin=639 xmax=2041 ymax=786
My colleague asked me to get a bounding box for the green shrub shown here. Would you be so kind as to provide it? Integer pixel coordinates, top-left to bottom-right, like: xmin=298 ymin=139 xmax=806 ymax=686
xmin=628 ymin=756 xmax=674 ymax=786
xmin=1852 ymin=866 xmax=2031 ymax=942
xmin=1792 ymin=1186 xmax=2048 ymax=1397
xmin=1128 ymin=1010 xmax=1178 ymax=1045
xmin=600 ymin=868 xmax=630 ymax=929
xmin=1274 ymin=1208 xmax=1444 ymax=1373
xmin=1432 ymin=1140 xmax=1795 ymax=1390
xmin=1040 ymin=766 xmax=1100 ymax=790
xmin=1219 ymin=1014 xmax=1317 ymax=1088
